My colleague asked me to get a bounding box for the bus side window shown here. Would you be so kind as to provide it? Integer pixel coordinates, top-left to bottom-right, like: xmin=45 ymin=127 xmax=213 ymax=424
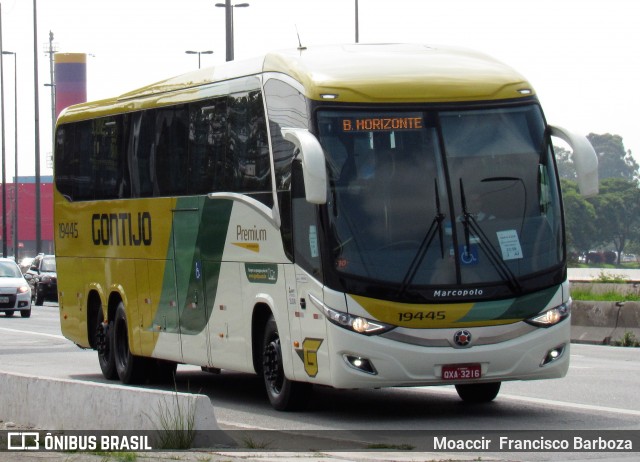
xmin=189 ymin=97 xmax=228 ymax=194
xmin=55 ymin=125 xmax=75 ymax=200
xmin=155 ymin=106 xmax=188 ymax=196
xmin=93 ymin=117 xmax=126 ymax=199
xmin=74 ymin=121 xmax=93 ymax=200
xmin=227 ymin=91 xmax=272 ymax=206
xmin=128 ymin=111 xmax=156 ymax=198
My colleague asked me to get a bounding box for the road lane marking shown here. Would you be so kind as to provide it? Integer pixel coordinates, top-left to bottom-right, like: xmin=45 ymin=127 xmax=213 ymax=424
xmin=0 ymin=326 xmax=65 ymax=340
xmin=499 ymin=393 xmax=640 ymax=417
xmin=423 ymin=386 xmax=640 ymax=417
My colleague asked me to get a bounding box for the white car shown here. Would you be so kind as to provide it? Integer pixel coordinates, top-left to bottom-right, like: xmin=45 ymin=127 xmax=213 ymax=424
xmin=0 ymin=258 xmax=32 ymax=318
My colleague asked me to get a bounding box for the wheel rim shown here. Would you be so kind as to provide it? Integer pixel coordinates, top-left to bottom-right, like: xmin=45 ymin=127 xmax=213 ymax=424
xmin=263 ymin=338 xmax=284 ymax=395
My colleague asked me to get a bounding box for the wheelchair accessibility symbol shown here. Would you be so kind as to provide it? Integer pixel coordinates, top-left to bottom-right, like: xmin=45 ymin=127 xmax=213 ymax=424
xmin=459 ymin=245 xmax=479 ymax=265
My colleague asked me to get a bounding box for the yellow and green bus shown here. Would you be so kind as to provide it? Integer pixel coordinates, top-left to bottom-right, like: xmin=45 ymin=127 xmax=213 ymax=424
xmin=55 ymin=44 xmax=597 ymax=410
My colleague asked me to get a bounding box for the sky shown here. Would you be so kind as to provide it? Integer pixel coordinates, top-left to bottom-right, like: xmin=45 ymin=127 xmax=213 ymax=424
xmin=1 ymin=0 xmax=639 ymax=179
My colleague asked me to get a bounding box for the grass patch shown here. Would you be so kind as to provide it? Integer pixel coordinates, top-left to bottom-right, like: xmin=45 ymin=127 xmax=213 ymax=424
xmin=147 ymin=379 xmax=197 ymax=450
xmin=91 ymin=452 xmax=137 ymax=462
xmin=594 ymin=271 xmax=630 ymax=284
xmin=366 ymin=443 xmax=415 ymax=450
xmin=614 ymin=331 xmax=640 ymax=347
xmin=240 ymin=434 xmax=273 ymax=449
xmin=570 ymin=289 xmax=640 ymax=302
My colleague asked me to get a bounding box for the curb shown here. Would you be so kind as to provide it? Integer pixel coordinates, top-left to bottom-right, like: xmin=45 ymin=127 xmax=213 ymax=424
xmin=0 ymin=371 xmax=234 ymax=448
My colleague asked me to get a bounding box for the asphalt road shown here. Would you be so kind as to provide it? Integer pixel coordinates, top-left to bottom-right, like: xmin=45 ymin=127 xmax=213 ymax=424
xmin=1 ymin=303 xmax=639 ymax=461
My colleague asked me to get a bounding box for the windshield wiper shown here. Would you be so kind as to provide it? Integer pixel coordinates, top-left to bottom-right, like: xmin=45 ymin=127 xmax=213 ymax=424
xmin=398 ymin=179 xmax=445 ymax=296
xmin=459 ymin=179 xmax=522 ymax=294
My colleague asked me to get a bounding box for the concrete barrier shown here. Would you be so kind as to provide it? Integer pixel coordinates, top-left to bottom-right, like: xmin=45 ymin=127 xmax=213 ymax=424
xmin=571 ymin=301 xmax=640 ymax=345
xmin=0 ymin=371 xmax=234 ymax=448
xmin=610 ymin=301 xmax=640 ymax=344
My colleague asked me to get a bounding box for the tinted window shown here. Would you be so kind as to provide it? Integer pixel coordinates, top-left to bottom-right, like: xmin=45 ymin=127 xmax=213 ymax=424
xmin=54 ymin=84 xmax=272 ymax=203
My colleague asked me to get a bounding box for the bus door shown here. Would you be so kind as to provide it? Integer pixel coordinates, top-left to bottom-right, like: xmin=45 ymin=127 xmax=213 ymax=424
xmin=286 ymin=160 xmax=329 ymax=382
xmin=171 ymin=197 xmax=211 ymax=366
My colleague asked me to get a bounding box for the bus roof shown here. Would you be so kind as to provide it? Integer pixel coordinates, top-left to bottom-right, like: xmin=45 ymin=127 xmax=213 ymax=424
xmin=58 ymin=43 xmax=535 ymax=122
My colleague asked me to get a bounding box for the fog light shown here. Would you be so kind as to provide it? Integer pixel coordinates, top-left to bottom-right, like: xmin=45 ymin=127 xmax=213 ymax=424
xmin=344 ymin=354 xmax=377 ymax=375
xmin=541 ymin=344 xmax=566 ymax=366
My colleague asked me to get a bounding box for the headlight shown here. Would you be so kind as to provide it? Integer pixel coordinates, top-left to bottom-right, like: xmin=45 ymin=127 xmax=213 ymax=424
xmin=525 ymin=300 xmax=571 ymax=327
xmin=17 ymin=286 xmax=30 ymax=294
xmin=308 ymin=293 xmax=394 ymax=335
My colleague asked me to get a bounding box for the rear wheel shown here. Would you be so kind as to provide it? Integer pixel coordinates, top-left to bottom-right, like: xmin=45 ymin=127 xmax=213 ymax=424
xmin=113 ymin=302 xmax=147 ymax=384
xmin=96 ymin=309 xmax=118 ymax=380
xmin=262 ymin=315 xmax=311 ymax=411
xmin=455 ymin=382 xmax=501 ymax=403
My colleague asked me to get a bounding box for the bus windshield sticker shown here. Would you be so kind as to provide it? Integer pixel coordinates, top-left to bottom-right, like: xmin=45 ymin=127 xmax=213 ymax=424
xmin=309 ymin=225 xmax=319 ymax=257
xmin=459 ymin=245 xmax=479 ymax=265
xmin=496 ymin=230 xmax=523 ymax=260
xmin=342 ymin=116 xmax=423 ymax=132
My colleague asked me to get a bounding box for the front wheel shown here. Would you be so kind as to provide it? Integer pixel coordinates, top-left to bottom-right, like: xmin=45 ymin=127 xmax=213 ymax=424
xmin=113 ymin=302 xmax=147 ymax=384
xmin=20 ymin=309 xmax=31 ymax=318
xmin=262 ymin=315 xmax=311 ymax=411
xmin=455 ymin=382 xmax=501 ymax=403
xmin=34 ymin=288 xmax=44 ymax=306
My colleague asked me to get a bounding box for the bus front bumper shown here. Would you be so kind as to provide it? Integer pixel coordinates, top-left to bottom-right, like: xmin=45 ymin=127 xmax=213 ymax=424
xmin=324 ymin=318 xmax=570 ymax=389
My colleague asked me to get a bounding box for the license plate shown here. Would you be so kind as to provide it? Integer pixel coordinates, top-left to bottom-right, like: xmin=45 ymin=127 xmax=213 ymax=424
xmin=0 ymin=296 xmax=9 ymax=303
xmin=442 ymin=364 xmax=482 ymax=380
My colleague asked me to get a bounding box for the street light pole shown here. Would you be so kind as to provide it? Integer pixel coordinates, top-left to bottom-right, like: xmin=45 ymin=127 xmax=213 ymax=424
xmin=215 ymin=1 xmax=249 ymax=61
xmin=0 ymin=4 xmax=7 ymax=258
xmin=185 ymin=50 xmax=214 ymax=69
xmin=2 ymin=51 xmax=17 ymax=262
xmin=355 ymin=0 xmax=359 ymax=43
xmin=33 ymin=0 xmax=42 ymax=255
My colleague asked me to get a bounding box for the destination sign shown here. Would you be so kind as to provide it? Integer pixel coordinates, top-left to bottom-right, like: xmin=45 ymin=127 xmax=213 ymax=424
xmin=342 ymin=116 xmax=423 ymax=132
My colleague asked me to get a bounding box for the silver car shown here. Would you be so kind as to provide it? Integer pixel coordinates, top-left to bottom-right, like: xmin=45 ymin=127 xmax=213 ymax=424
xmin=0 ymin=258 xmax=32 ymax=318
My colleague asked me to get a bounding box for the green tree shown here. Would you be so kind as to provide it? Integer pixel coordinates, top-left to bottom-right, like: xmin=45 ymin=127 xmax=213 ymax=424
xmin=586 ymin=133 xmax=639 ymax=181
xmin=588 ymin=178 xmax=640 ymax=265
xmin=560 ymin=179 xmax=596 ymax=253
xmin=554 ymin=145 xmax=576 ymax=180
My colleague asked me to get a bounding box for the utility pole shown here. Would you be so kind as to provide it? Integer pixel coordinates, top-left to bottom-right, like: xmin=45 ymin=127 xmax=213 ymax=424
xmin=45 ymin=31 xmax=57 ymax=140
xmin=1 ymin=3 xmax=7 ymax=258
xmin=355 ymin=0 xmax=359 ymax=43
xmin=33 ymin=0 xmax=42 ymax=254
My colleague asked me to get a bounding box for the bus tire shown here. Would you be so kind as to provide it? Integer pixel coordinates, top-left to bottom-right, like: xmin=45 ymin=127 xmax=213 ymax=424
xmin=261 ymin=315 xmax=311 ymax=411
xmin=455 ymin=382 xmax=501 ymax=403
xmin=113 ymin=302 xmax=147 ymax=384
xmin=96 ymin=309 xmax=118 ymax=380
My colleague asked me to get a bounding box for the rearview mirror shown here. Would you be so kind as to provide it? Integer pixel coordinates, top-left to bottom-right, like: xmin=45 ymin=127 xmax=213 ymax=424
xmin=550 ymin=126 xmax=599 ymax=197
xmin=281 ymin=128 xmax=327 ymax=204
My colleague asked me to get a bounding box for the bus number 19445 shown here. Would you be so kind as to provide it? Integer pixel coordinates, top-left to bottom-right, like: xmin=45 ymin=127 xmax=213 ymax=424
xmin=59 ymin=222 xmax=79 ymax=239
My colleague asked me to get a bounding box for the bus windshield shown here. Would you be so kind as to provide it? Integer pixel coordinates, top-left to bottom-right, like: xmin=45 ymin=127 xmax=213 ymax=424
xmin=317 ymin=105 xmax=563 ymax=291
